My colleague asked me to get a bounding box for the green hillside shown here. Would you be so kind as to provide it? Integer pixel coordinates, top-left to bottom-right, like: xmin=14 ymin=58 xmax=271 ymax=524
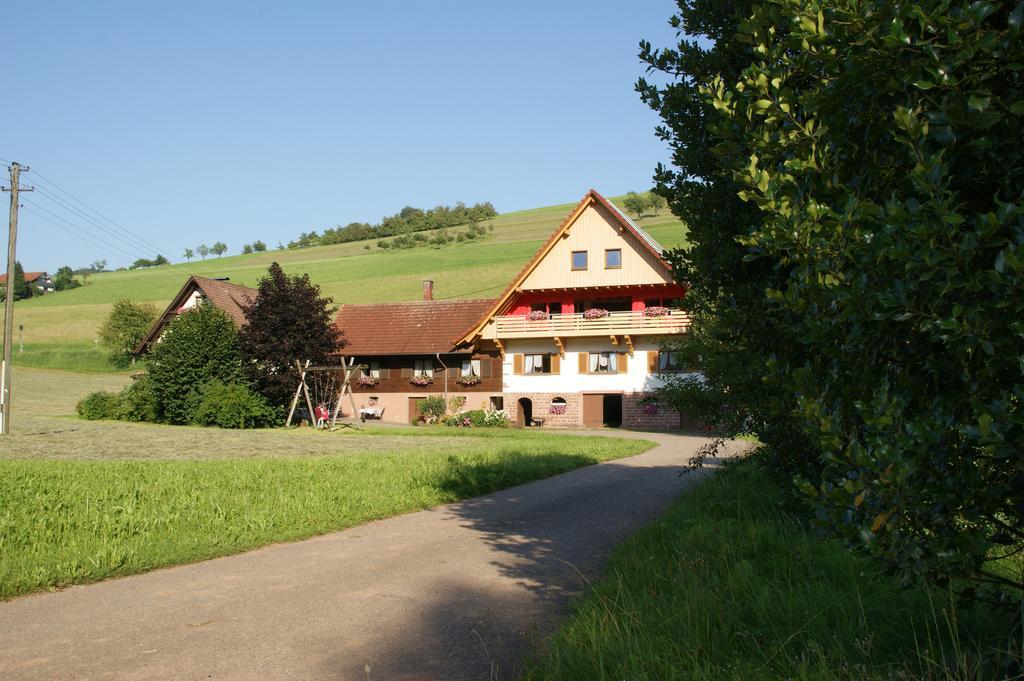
xmin=8 ymin=195 xmax=687 ymax=372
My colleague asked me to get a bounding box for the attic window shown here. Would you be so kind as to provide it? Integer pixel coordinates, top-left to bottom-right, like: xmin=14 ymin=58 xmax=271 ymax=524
xmin=571 ymin=251 xmax=588 ymax=271
xmin=605 ymin=249 xmax=622 ymax=269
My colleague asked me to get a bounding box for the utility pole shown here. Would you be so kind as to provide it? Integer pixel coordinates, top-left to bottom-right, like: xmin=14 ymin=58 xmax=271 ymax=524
xmin=1 ymin=162 xmax=33 ymax=434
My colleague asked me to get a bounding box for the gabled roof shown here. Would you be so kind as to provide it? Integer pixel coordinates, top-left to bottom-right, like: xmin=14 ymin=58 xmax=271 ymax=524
xmin=134 ymin=275 xmax=257 ymax=354
xmin=335 ymin=299 xmax=496 ymax=356
xmin=0 ymin=271 xmax=47 ymax=285
xmin=453 ymin=189 xmax=671 ymax=345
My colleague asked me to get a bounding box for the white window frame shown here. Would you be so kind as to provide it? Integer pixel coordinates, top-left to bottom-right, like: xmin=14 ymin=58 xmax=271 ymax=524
xmin=368 ymin=361 xmax=381 ymax=379
xmin=414 ymin=359 xmax=434 ymax=377
xmin=525 ymin=354 xmax=551 ymax=374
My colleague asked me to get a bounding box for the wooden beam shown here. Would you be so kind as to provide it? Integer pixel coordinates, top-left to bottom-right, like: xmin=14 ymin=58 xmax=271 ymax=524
xmin=554 ymin=336 xmax=565 ymax=357
xmin=624 ymin=334 xmax=635 ymax=357
xmin=495 ymin=338 xmax=505 ymax=359
xmin=610 ymin=335 xmax=619 ymax=345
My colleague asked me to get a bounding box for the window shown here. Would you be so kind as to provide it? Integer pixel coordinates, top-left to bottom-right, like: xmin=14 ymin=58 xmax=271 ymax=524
xmin=490 ymin=395 xmax=504 ymax=411
xmin=571 ymin=251 xmax=588 ymax=270
xmin=367 ymin=361 xmax=381 ymax=379
xmin=525 ymin=354 xmax=552 ymax=374
xmin=414 ymin=359 xmax=434 ymax=377
xmin=588 ymin=351 xmax=618 ymax=373
xmin=605 ymin=249 xmax=622 ymax=269
xmin=659 ymin=352 xmax=683 ymax=372
xmin=461 ymin=358 xmax=481 ymax=377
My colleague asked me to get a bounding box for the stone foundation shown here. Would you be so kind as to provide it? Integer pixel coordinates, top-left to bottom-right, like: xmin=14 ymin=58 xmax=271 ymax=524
xmin=504 ymin=392 xmax=582 ymax=428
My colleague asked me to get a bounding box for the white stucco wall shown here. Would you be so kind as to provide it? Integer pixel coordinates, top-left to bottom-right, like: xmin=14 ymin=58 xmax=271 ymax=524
xmin=502 ymin=338 xmax=671 ymax=395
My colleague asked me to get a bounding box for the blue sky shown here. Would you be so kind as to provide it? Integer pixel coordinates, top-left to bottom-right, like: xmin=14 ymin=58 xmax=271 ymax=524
xmin=3 ymin=1 xmax=680 ymax=271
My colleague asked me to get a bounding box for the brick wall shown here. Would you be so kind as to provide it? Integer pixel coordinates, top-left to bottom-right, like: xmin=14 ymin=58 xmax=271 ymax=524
xmin=622 ymin=392 xmax=684 ymax=430
xmin=504 ymin=392 xmax=582 ymax=428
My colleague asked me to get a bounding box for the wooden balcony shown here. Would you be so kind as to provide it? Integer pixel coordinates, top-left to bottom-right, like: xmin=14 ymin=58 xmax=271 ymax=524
xmin=492 ymin=309 xmax=690 ymax=339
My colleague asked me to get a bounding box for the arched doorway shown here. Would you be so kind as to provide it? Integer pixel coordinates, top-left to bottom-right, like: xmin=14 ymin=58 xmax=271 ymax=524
xmin=517 ymin=398 xmax=533 ymax=427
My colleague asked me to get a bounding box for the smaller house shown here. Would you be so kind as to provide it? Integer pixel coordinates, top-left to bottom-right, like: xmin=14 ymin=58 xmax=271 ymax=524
xmin=334 ymin=281 xmax=502 ymax=424
xmin=134 ymin=275 xmax=257 ymax=355
xmin=0 ymin=271 xmax=54 ymax=293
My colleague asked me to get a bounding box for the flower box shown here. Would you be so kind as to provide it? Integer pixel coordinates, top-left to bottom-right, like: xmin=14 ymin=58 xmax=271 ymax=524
xmin=526 ymin=310 xmax=549 ymax=321
xmin=409 ymin=375 xmax=433 ymax=386
xmin=457 ymin=375 xmax=481 ymax=386
xmin=550 ymin=404 xmax=567 ymax=415
xmin=357 ymin=375 xmax=378 ymax=387
xmin=644 ymin=306 xmax=671 ymax=318
xmin=583 ymin=308 xmax=609 ymax=320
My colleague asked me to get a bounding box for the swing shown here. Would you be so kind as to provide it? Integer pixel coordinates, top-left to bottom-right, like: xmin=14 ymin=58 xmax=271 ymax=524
xmin=285 ymin=358 xmax=365 ymax=429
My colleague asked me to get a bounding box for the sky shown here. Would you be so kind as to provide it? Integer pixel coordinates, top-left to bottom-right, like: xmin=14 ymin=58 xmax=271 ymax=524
xmin=2 ymin=1 xmax=682 ymax=272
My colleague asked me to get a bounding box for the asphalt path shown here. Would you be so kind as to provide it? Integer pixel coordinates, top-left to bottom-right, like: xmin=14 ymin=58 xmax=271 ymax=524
xmin=0 ymin=430 xmax=740 ymax=681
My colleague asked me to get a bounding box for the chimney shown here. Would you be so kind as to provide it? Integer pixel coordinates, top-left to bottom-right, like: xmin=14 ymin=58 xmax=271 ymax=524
xmin=422 ymin=279 xmax=434 ymax=301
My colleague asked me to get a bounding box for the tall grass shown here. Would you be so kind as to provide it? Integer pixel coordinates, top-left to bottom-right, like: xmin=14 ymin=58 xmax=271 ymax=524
xmin=0 ymin=436 xmax=653 ymax=599
xmin=526 ymin=457 xmax=1019 ymax=680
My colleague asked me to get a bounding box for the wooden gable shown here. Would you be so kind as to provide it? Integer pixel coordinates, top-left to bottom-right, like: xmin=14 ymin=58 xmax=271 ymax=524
xmin=519 ymin=202 xmax=673 ymax=291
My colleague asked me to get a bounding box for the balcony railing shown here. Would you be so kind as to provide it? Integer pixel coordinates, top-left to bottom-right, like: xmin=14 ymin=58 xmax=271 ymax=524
xmin=492 ymin=309 xmax=691 ymax=339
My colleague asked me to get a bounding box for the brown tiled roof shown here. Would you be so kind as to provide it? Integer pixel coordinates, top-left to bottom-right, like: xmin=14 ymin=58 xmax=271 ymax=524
xmin=335 ymin=299 xmax=496 ymax=356
xmin=134 ymin=275 xmax=257 ymax=354
xmin=0 ymin=271 xmax=46 ymax=285
xmin=453 ymin=189 xmax=673 ymax=345
xmin=191 ymin=276 xmax=257 ymax=326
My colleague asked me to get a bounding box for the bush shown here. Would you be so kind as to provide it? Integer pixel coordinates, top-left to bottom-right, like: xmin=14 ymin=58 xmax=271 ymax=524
xmin=76 ymin=391 xmax=121 ymax=420
xmin=443 ymin=409 xmax=510 ymax=428
xmin=114 ymin=376 xmax=159 ymax=423
xmin=417 ymin=395 xmax=447 ymax=423
xmin=99 ymin=300 xmax=159 ymax=368
xmin=147 ymin=305 xmax=244 ymax=424
xmin=189 ymin=381 xmax=277 ymax=429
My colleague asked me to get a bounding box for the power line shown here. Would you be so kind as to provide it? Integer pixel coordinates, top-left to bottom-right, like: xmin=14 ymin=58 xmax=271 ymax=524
xmin=27 ymin=168 xmax=175 ymax=258
xmin=32 ymin=184 xmax=170 ymax=259
xmin=19 ymin=206 xmax=138 ymax=266
xmin=437 ymin=282 xmax=506 ymax=300
xmin=21 ymin=198 xmax=151 ymax=264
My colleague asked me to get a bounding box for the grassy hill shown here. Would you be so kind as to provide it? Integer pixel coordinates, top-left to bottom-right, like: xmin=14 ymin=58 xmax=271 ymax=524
xmin=8 ymin=195 xmax=687 ymax=372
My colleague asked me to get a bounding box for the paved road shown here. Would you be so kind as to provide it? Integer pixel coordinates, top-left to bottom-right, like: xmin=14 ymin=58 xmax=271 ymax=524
xmin=0 ymin=431 xmax=739 ymax=681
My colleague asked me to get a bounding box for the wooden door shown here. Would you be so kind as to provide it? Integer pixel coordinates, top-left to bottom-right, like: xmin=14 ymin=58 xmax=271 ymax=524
xmin=409 ymin=397 xmax=424 ymax=424
xmin=583 ymin=393 xmax=604 ymax=428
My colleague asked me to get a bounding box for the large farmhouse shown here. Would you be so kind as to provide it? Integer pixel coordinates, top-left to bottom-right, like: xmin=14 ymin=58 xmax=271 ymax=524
xmin=343 ymin=190 xmax=692 ymax=428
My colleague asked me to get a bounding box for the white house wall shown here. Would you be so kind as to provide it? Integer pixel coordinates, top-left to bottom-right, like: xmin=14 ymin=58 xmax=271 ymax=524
xmin=502 ymin=338 xmax=671 ymax=395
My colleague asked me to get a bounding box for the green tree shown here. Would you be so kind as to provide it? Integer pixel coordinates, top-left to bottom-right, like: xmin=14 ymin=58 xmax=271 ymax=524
xmin=645 ymin=192 xmax=666 ymax=215
xmin=52 ymin=265 xmax=81 ymax=291
xmin=211 ymin=242 xmax=227 ymax=258
xmin=99 ymin=299 xmax=159 ymax=367
xmin=242 ymin=243 xmax=254 ymax=255
xmin=238 ymin=262 xmax=344 ymax=407
xmin=183 ymin=248 xmax=194 ymax=262
xmin=621 ymin=192 xmax=647 ymax=217
xmin=252 ymin=240 xmax=267 ymax=252
xmin=197 ymin=244 xmax=210 ymax=260
xmin=647 ymin=0 xmax=1024 ymax=596
xmin=146 ymin=304 xmax=243 ymax=424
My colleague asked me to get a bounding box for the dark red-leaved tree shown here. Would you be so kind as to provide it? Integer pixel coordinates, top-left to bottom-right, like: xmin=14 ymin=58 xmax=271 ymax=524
xmin=238 ymin=262 xmax=344 ymax=407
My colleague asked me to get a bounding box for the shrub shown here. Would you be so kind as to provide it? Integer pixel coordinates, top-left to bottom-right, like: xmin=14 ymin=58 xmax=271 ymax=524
xmin=114 ymin=376 xmax=159 ymax=423
xmin=443 ymin=409 xmax=510 ymax=428
xmin=417 ymin=395 xmax=447 ymax=423
xmin=146 ymin=305 xmax=244 ymax=424
xmin=189 ymin=381 xmax=277 ymax=429
xmin=99 ymin=300 xmax=159 ymax=368
xmin=76 ymin=391 xmax=121 ymax=420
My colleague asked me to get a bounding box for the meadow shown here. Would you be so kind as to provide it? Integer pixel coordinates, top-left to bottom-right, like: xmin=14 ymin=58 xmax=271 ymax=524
xmin=526 ymin=456 xmax=1019 ymax=681
xmin=0 ymin=367 xmax=654 ymax=599
xmin=9 ymin=196 xmax=687 ymax=372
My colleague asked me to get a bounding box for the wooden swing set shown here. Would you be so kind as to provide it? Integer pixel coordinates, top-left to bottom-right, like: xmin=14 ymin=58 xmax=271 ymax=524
xmin=285 ymin=357 xmax=366 ymax=429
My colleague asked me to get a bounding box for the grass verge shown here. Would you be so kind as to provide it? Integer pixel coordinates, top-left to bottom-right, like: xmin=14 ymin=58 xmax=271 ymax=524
xmin=0 ymin=433 xmax=653 ymax=600
xmin=526 ymin=456 xmax=1018 ymax=680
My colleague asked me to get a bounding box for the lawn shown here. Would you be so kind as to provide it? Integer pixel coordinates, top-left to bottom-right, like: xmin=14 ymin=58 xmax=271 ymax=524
xmin=526 ymin=456 xmax=1018 ymax=680
xmin=9 ymin=195 xmax=687 ymax=372
xmin=0 ymin=367 xmax=655 ymax=599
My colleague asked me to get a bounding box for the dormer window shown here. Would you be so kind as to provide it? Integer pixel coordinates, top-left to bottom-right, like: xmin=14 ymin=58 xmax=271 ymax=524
xmin=571 ymin=251 xmax=588 ymax=271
